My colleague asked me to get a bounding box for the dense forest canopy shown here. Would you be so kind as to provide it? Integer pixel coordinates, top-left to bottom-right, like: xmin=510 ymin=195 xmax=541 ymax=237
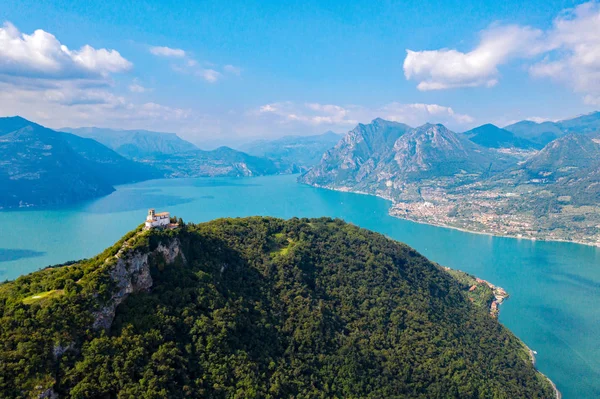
xmin=0 ymin=217 xmax=553 ymax=398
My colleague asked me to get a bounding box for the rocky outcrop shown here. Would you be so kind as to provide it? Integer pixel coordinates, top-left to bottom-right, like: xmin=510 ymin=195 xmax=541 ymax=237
xmin=92 ymin=238 xmax=185 ymax=330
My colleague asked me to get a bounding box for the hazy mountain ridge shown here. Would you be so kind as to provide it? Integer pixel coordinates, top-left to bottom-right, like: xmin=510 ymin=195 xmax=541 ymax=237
xmin=301 ymin=115 xmax=600 ymax=245
xmin=0 ymin=217 xmax=555 ymax=398
xmin=503 ymin=111 xmax=600 ymax=146
xmin=144 ymin=145 xmax=298 ymax=178
xmin=1 ymin=118 xmax=298 ymax=208
xmin=60 ymin=126 xmax=199 ymax=159
xmin=463 ymin=123 xmax=540 ymax=150
xmin=238 ymin=131 xmax=343 ymax=170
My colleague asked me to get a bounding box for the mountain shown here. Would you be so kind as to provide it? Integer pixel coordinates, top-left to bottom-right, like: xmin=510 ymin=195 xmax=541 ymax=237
xmin=61 ymin=127 xmax=296 ymax=177
xmin=299 ymin=118 xmax=412 ymax=188
xmin=301 ymin=120 xmax=517 ymax=200
xmin=0 ymin=115 xmax=34 ymax=135
xmin=558 ymin=111 xmax=600 ymax=135
xmin=0 ymin=123 xmax=115 ymax=208
xmin=57 ymin=132 xmax=161 ymax=185
xmin=503 ymin=120 xmax=563 ymax=146
xmin=509 ymin=133 xmax=600 ymax=184
xmin=0 ymin=217 xmax=554 ymax=398
xmin=389 ymin=123 xmax=509 ymax=179
xmin=301 ymin=117 xmax=600 ymax=244
xmin=60 ymin=127 xmax=199 ymax=159
xmin=463 ymin=123 xmax=540 ymax=150
xmin=144 ymin=146 xmax=296 ymax=177
xmin=503 ymin=111 xmax=600 ymax=146
xmin=0 ymin=117 xmax=161 ymax=209
xmin=239 ymin=131 xmax=343 ymax=170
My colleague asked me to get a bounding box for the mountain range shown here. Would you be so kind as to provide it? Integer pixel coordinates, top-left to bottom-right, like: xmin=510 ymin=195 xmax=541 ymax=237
xmin=0 ymin=117 xmax=158 ymax=208
xmin=463 ymin=123 xmax=540 ymax=150
xmin=503 ymin=111 xmax=600 ymax=146
xmin=0 ymin=117 xmax=296 ymax=209
xmin=301 ymin=113 xmax=600 ymax=245
xmin=0 ymin=217 xmax=555 ymax=397
xmin=60 ymin=126 xmax=199 ymax=158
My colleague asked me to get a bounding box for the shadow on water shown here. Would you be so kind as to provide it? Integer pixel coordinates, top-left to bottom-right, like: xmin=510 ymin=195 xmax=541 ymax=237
xmin=0 ymin=249 xmax=46 ymax=263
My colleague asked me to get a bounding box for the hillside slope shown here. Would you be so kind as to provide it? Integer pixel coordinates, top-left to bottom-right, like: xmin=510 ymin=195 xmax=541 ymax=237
xmin=0 ymin=117 xmax=161 ymax=208
xmin=0 ymin=217 xmax=554 ymax=398
xmin=0 ymin=125 xmax=115 ymax=208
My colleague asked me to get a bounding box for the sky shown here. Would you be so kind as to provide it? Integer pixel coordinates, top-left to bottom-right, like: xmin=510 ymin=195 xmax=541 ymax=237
xmin=1 ymin=0 xmax=599 ymax=146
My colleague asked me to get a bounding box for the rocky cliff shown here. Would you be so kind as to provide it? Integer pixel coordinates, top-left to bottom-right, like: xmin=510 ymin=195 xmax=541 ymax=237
xmin=93 ymin=236 xmax=186 ymax=330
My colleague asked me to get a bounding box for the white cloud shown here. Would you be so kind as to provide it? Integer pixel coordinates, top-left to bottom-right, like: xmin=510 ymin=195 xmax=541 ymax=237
xmin=252 ymin=101 xmax=474 ymax=132
xmin=128 ymin=83 xmax=149 ymax=93
xmin=197 ymin=68 xmax=221 ymax=83
xmin=0 ymin=23 xmax=193 ymax=132
xmin=223 ymin=64 xmax=242 ymax=76
xmin=0 ymin=79 xmax=190 ymax=131
xmin=529 ymin=2 xmax=600 ymax=102
xmin=152 ymin=48 xmax=237 ymax=83
xmin=149 ymin=46 xmax=186 ymax=58
xmin=0 ymin=22 xmax=132 ymax=79
xmin=404 ymin=25 xmax=544 ymax=91
xmin=403 ymin=1 xmax=600 ymax=104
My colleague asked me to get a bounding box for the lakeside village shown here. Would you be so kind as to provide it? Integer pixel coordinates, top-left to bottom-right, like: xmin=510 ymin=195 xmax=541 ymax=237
xmin=443 ymin=266 xmax=509 ymax=318
xmin=473 ymin=277 xmax=509 ymax=317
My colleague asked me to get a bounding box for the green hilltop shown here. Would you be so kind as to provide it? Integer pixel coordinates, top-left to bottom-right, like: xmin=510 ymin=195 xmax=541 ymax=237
xmin=0 ymin=217 xmax=554 ymax=398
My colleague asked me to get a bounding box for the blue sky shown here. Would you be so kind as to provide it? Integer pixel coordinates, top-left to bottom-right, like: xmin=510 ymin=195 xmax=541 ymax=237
xmin=1 ymin=0 xmax=599 ymax=145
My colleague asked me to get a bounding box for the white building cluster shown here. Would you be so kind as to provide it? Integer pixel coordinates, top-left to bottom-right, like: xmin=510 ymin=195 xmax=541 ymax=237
xmin=145 ymin=209 xmax=170 ymax=229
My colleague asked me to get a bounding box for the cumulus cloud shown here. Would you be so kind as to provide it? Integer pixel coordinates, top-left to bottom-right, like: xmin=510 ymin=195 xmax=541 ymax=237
xmin=529 ymin=2 xmax=600 ymax=102
xmin=252 ymin=101 xmax=474 ymax=132
xmin=403 ymin=25 xmax=544 ymax=91
xmin=0 ymin=79 xmax=190 ymax=130
xmin=149 ymin=46 xmax=186 ymax=57
xmin=0 ymin=22 xmax=194 ymax=132
xmin=403 ymin=1 xmax=600 ymax=104
xmin=0 ymin=22 xmax=131 ymax=79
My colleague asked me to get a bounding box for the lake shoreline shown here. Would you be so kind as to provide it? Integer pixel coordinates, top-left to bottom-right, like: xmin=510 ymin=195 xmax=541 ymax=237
xmin=303 ymin=182 xmax=600 ymax=248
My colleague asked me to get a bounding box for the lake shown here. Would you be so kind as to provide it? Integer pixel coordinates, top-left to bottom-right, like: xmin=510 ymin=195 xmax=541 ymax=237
xmin=1 ymin=174 xmax=599 ymax=398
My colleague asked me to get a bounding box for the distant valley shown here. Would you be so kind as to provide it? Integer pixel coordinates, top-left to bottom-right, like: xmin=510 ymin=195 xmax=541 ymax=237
xmin=301 ymin=112 xmax=600 ymax=246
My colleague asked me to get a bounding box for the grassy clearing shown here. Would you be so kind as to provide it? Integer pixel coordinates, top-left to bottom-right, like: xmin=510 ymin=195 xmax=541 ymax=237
xmin=22 ymin=290 xmax=64 ymax=305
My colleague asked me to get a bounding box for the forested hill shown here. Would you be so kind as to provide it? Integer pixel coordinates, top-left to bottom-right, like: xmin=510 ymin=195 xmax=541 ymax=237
xmin=0 ymin=217 xmax=554 ymax=398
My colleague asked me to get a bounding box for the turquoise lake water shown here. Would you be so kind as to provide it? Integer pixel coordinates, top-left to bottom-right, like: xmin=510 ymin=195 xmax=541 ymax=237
xmin=1 ymin=174 xmax=599 ymax=398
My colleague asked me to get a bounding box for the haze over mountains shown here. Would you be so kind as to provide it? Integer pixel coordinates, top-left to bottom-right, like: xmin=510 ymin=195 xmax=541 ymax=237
xmin=238 ymin=130 xmax=343 ymax=171
xmin=60 ymin=127 xmax=199 ymax=158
